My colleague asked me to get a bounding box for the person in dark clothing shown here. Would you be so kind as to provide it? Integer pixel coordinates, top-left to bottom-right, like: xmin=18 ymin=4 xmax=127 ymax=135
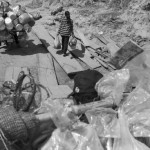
xmin=57 ymin=11 xmax=74 ymax=57
xmin=9 ymin=30 xmax=20 ymax=45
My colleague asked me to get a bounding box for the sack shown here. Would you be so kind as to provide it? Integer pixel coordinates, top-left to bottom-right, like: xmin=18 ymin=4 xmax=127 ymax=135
xmin=54 ymin=35 xmax=61 ymax=49
xmin=73 ymin=69 xmax=103 ymax=95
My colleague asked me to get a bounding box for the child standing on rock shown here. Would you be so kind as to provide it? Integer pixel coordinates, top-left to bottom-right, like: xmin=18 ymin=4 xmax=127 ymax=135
xmin=57 ymin=11 xmax=74 ymax=57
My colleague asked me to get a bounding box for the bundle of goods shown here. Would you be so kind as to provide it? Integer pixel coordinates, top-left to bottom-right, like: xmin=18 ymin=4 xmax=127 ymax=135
xmin=51 ymin=6 xmax=63 ymax=16
xmin=29 ymin=11 xmax=42 ymax=20
xmin=0 ymin=3 xmax=35 ymax=41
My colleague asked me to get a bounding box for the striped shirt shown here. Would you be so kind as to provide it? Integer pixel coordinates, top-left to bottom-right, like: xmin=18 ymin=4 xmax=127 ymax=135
xmin=58 ymin=15 xmax=73 ymax=36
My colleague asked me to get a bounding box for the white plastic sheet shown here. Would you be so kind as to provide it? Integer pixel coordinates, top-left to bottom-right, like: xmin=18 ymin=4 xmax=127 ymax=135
xmin=95 ymin=69 xmax=130 ymax=106
xmin=39 ymin=122 xmax=104 ymax=150
xmin=113 ymin=109 xmax=150 ymax=150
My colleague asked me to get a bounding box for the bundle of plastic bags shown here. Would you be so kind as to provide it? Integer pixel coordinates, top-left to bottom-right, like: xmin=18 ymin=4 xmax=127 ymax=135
xmin=86 ymin=107 xmax=119 ymax=138
xmin=34 ymin=97 xmax=104 ymax=150
xmin=39 ymin=122 xmax=104 ymax=150
xmin=122 ymin=75 xmax=150 ymax=137
xmin=35 ymin=98 xmax=78 ymax=129
xmin=95 ymin=69 xmax=130 ymax=106
xmin=87 ymin=67 xmax=150 ymax=139
xmin=113 ymin=109 xmax=150 ymax=150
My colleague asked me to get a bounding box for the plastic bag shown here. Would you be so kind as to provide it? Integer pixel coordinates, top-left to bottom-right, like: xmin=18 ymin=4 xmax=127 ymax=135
xmin=54 ymin=35 xmax=61 ymax=49
xmin=122 ymin=84 xmax=150 ymax=137
xmin=124 ymin=63 xmax=150 ymax=92
xmin=36 ymin=98 xmax=77 ymax=130
xmin=123 ymin=70 xmax=150 ymax=115
xmin=123 ymin=87 xmax=150 ymax=115
xmin=39 ymin=122 xmax=104 ymax=150
xmin=113 ymin=109 xmax=150 ymax=150
xmin=95 ymin=69 xmax=130 ymax=105
xmin=86 ymin=107 xmax=119 ymax=138
xmin=128 ymin=109 xmax=150 ymax=137
xmin=69 ymin=36 xmax=77 ymax=49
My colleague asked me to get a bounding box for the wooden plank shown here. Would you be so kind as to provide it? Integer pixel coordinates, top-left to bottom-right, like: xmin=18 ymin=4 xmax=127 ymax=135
xmin=46 ymin=69 xmax=58 ymax=87
xmin=33 ymin=25 xmax=83 ymax=75
xmin=101 ymin=35 xmax=120 ymax=56
xmin=38 ymin=68 xmax=72 ymax=99
xmin=76 ymin=30 xmax=102 ymax=50
xmin=48 ymin=29 xmax=102 ymax=69
xmin=13 ymin=67 xmax=22 ymax=82
xmin=48 ymin=30 xmax=101 ymax=69
xmin=94 ymin=34 xmax=109 ymax=45
xmin=38 ymin=53 xmax=54 ymax=69
xmin=109 ymin=40 xmax=144 ymax=69
xmin=50 ymin=85 xmax=72 ymax=99
xmin=4 ymin=66 xmax=14 ymax=81
xmin=103 ymin=35 xmax=122 ymax=48
xmin=52 ymin=57 xmax=74 ymax=89
xmin=91 ymin=37 xmax=105 ymax=47
xmin=38 ymin=68 xmax=57 ymax=87
xmin=94 ymin=34 xmax=120 ymax=56
xmin=38 ymin=68 xmax=52 ymax=99
xmin=70 ymin=42 xmax=101 ymax=68
xmin=87 ymin=47 xmax=108 ymax=68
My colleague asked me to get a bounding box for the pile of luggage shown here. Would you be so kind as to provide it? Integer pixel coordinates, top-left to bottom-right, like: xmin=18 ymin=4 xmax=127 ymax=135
xmin=0 ymin=2 xmax=35 ymax=42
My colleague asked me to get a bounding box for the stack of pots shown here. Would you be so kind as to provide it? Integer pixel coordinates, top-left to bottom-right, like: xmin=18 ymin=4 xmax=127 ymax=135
xmin=0 ymin=4 xmax=35 ymax=33
xmin=12 ymin=5 xmax=35 ymax=32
